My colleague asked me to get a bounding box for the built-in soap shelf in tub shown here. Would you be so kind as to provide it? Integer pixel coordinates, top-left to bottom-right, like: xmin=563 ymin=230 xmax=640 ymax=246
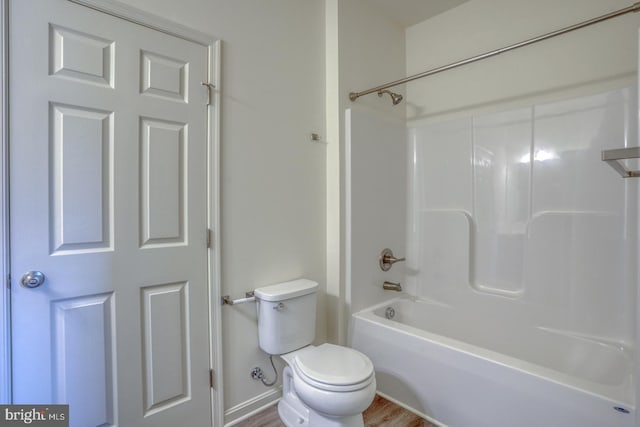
xmin=417 ymin=209 xmax=626 ymax=299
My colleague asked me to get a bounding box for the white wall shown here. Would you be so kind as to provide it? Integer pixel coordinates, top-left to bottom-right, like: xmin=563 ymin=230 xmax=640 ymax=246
xmin=115 ymin=0 xmax=326 ymax=422
xmin=406 ymin=0 xmax=640 ymax=123
xmin=325 ymin=0 xmax=406 ymax=343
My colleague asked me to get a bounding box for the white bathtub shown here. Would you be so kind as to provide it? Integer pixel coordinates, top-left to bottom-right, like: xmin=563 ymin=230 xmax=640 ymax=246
xmin=350 ymin=297 xmax=635 ymax=427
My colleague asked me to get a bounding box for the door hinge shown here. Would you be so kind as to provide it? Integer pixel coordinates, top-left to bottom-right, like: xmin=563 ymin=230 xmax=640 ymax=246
xmin=206 ymin=228 xmax=213 ymax=249
xmin=209 ymin=369 xmax=215 ymax=388
xmin=6 ymin=274 xmax=10 ymax=289
xmin=200 ymin=82 xmax=215 ymax=106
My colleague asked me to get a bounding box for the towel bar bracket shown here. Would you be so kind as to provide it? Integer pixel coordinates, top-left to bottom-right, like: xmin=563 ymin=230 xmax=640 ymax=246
xmin=222 ymin=291 xmax=256 ymax=306
xmin=602 ymin=147 xmax=640 ymax=178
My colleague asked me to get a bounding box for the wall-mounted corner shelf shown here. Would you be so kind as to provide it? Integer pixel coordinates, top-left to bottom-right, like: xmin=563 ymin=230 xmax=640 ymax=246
xmin=601 ymin=147 xmax=640 ymax=178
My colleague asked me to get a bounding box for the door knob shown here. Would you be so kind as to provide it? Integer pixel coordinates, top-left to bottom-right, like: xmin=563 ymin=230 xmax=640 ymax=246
xmin=20 ymin=271 xmax=46 ymax=288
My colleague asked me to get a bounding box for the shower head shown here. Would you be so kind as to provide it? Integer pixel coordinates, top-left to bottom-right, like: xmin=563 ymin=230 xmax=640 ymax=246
xmin=377 ymin=89 xmax=403 ymax=105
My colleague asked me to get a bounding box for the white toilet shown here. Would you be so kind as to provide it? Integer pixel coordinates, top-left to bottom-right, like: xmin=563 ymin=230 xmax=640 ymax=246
xmin=254 ymin=279 xmax=376 ymax=427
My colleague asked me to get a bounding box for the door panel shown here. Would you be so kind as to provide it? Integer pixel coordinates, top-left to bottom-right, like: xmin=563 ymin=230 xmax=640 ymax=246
xmin=141 ymin=282 xmax=190 ymax=415
xmin=9 ymin=1 xmax=212 ymax=426
xmin=140 ymin=117 xmax=186 ymax=246
xmin=51 ymin=293 xmax=116 ymax=425
xmin=50 ymin=102 xmax=114 ymax=253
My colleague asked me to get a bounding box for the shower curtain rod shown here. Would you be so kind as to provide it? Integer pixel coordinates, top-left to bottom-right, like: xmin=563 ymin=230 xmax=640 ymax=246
xmin=349 ymin=2 xmax=640 ymax=102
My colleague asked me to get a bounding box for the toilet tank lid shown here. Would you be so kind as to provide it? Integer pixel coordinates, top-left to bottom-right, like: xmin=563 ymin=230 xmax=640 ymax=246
xmin=254 ymin=279 xmax=318 ymax=302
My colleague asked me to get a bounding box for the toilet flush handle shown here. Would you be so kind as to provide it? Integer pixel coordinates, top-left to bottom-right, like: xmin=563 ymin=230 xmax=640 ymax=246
xmin=273 ymin=302 xmax=285 ymax=311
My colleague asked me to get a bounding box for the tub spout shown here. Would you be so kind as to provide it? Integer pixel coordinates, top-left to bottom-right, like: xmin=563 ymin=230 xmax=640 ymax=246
xmin=383 ymin=281 xmax=402 ymax=292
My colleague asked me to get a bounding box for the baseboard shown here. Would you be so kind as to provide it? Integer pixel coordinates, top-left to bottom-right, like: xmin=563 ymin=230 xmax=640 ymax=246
xmin=375 ymin=391 xmax=446 ymax=427
xmin=224 ymin=387 xmax=282 ymax=426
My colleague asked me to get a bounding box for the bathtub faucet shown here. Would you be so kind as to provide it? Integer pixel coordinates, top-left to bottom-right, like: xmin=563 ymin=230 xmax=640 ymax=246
xmin=383 ymin=281 xmax=402 ymax=292
xmin=379 ymin=248 xmax=405 ymax=271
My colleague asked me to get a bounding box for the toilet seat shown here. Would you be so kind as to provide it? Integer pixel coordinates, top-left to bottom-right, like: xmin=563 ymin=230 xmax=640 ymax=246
xmin=291 ymin=343 xmax=374 ymax=392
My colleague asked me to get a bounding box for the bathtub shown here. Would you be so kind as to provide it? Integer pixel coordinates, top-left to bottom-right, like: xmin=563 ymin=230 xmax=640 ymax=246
xmin=350 ymin=297 xmax=635 ymax=427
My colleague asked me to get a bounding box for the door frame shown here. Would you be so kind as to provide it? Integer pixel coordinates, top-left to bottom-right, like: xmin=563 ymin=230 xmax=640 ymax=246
xmin=0 ymin=2 xmax=223 ymax=425
xmin=0 ymin=0 xmax=9 ymax=407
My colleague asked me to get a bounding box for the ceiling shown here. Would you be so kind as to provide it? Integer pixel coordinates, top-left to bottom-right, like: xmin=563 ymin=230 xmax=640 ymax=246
xmin=368 ymin=0 xmax=470 ymax=28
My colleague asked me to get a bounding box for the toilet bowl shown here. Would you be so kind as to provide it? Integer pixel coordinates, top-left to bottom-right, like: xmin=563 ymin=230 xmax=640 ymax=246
xmin=254 ymin=279 xmax=377 ymax=427
xmin=279 ymin=343 xmax=376 ymax=426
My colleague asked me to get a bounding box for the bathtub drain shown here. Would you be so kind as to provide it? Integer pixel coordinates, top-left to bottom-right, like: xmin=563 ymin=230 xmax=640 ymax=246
xmin=385 ymin=307 xmax=395 ymax=320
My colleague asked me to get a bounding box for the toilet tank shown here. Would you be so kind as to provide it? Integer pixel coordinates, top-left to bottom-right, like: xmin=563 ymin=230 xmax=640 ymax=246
xmin=254 ymin=279 xmax=319 ymax=355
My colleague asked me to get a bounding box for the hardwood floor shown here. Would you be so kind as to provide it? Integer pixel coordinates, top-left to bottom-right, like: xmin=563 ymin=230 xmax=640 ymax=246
xmin=364 ymin=395 xmax=433 ymax=427
xmin=233 ymin=394 xmax=435 ymax=427
xmin=234 ymin=402 xmax=283 ymax=427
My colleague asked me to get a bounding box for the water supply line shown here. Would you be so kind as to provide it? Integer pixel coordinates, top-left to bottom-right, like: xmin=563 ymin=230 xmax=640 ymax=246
xmin=251 ymin=355 xmax=279 ymax=387
xmin=349 ymin=2 xmax=640 ymax=103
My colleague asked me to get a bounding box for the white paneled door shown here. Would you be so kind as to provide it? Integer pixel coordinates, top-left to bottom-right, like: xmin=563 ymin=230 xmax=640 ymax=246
xmin=9 ymin=1 xmax=214 ymax=426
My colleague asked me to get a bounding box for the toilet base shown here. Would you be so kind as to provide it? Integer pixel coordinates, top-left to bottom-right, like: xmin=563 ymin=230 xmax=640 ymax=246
xmin=278 ymin=398 xmax=364 ymax=427
xmin=278 ymin=366 xmax=366 ymax=427
xmin=278 ymin=396 xmax=309 ymax=427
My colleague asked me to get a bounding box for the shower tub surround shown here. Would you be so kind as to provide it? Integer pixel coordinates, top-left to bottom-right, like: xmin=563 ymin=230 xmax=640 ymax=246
xmin=348 ymin=87 xmax=639 ymax=427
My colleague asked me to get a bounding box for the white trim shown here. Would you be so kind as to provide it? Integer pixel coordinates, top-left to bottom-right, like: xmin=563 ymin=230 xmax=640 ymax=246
xmin=223 ymin=388 xmax=282 ymax=426
xmin=67 ymin=0 xmax=216 ymax=46
xmin=0 ymin=0 xmax=10 ymax=405
xmin=636 ymin=27 xmax=640 ymax=427
xmin=207 ymin=40 xmax=224 ymax=427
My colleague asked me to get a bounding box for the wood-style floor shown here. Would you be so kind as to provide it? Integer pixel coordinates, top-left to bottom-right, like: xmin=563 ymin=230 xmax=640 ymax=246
xmin=234 ymin=394 xmax=435 ymax=427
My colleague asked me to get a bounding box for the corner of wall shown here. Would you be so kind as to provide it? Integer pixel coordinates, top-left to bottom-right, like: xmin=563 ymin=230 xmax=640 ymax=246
xmin=325 ymin=0 xmax=345 ymax=345
xmin=333 ymin=0 xmax=407 ymax=337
